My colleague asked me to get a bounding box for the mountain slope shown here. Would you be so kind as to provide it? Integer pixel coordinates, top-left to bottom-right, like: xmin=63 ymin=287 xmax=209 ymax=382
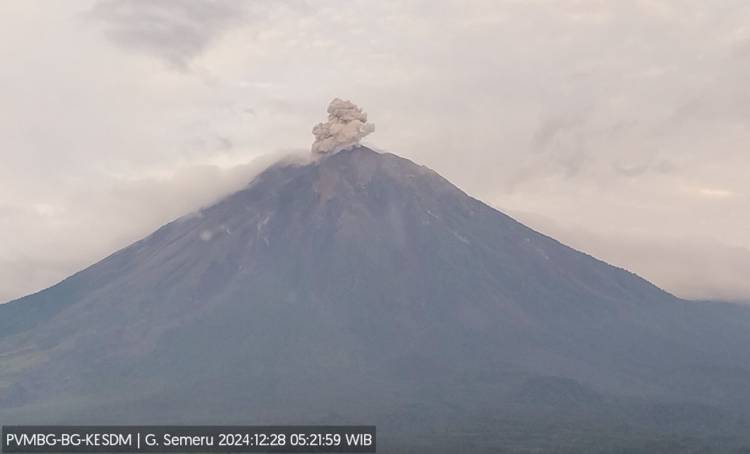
xmin=2 ymin=147 xmax=750 ymax=451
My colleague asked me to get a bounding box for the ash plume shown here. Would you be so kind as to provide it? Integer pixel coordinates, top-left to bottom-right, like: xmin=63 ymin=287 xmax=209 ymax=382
xmin=311 ymin=98 xmax=375 ymax=154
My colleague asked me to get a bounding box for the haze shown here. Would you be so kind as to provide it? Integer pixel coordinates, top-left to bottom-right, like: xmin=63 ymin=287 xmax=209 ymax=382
xmin=0 ymin=0 xmax=748 ymax=303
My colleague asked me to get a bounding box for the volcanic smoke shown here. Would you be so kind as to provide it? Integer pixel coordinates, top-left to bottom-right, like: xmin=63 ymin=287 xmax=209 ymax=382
xmin=311 ymin=98 xmax=375 ymax=154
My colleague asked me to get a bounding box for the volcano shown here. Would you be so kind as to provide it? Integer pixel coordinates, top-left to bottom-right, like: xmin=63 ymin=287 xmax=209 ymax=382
xmin=2 ymin=146 xmax=750 ymax=452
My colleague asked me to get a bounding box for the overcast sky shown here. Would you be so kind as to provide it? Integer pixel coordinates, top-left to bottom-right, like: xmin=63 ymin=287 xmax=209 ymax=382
xmin=1 ymin=0 xmax=748 ymax=303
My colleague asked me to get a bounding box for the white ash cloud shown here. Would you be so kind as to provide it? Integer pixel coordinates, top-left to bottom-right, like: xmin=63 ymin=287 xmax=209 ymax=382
xmin=311 ymin=98 xmax=375 ymax=154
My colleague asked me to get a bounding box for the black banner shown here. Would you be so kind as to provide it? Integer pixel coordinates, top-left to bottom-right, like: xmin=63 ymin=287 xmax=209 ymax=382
xmin=2 ymin=426 xmax=376 ymax=453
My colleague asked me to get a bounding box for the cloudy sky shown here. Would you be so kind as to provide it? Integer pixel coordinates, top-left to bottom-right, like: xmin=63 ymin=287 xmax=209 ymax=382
xmin=1 ymin=0 xmax=748 ymax=303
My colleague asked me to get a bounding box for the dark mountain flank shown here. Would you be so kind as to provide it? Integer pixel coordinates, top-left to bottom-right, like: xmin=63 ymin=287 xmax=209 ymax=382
xmin=2 ymin=147 xmax=750 ymax=452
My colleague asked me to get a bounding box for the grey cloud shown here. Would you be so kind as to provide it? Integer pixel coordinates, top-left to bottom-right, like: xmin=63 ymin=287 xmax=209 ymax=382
xmin=88 ymin=0 xmax=248 ymax=70
xmin=613 ymin=159 xmax=674 ymax=178
xmin=531 ymin=115 xmax=582 ymax=151
xmin=613 ymin=163 xmax=650 ymax=178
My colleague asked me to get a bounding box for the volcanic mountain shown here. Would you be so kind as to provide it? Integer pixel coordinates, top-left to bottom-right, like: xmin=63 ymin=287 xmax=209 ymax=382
xmin=2 ymin=147 xmax=750 ymax=452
